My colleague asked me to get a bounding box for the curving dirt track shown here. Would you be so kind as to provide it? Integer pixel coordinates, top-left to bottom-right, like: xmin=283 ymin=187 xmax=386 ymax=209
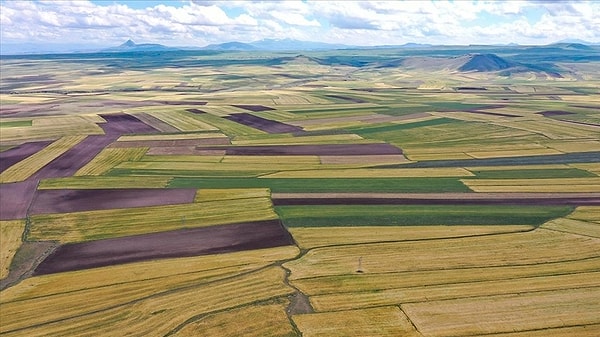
xmin=34 ymin=219 xmax=294 ymax=275
xmin=29 ymin=188 xmax=198 ymax=215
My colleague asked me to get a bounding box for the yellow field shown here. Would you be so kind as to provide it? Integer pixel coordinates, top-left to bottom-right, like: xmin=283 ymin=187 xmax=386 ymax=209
xmin=0 ymin=135 xmax=87 ymax=183
xmin=145 ymin=110 xmax=219 ymax=131
xmin=74 ymin=147 xmax=148 ymax=176
xmin=403 ymin=287 xmax=600 ymax=337
xmin=194 ymin=188 xmax=270 ymax=203
xmin=28 ymin=195 xmax=278 ymax=242
xmin=292 ymin=306 xmax=421 ymax=337
xmin=542 ymin=218 xmax=600 ymax=238
xmin=567 ymin=206 xmax=600 ymax=223
xmin=117 ymin=132 xmax=228 ymax=142
xmin=462 ymin=177 xmax=600 ymax=192
xmin=38 ymin=176 xmax=171 ymax=189
xmin=289 ymin=225 xmax=534 ymax=249
xmin=546 ymin=140 xmax=600 ymax=153
xmin=231 ymin=133 xmax=371 ymax=145
xmin=0 ymin=245 xmax=298 ymax=337
xmin=221 ymin=155 xmax=321 ymax=165
xmin=0 ymin=220 xmax=25 ymax=280
xmin=0 ymin=116 xmax=104 ymax=143
xmin=263 ymin=167 xmax=474 ymax=178
xmin=284 ymin=229 xmax=599 ymax=280
xmin=570 ymin=163 xmax=600 ymax=175
xmin=173 ymin=300 xmax=295 ymax=337
xmin=494 ymin=118 xmax=599 ymax=139
xmin=465 ymin=147 xmax=562 ymax=159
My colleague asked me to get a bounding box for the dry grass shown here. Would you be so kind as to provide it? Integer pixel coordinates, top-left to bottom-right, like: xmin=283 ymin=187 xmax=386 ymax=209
xmin=231 ymin=134 xmax=370 ymax=145
xmin=292 ymin=306 xmax=422 ymax=337
xmin=264 ymin=167 xmax=474 ymax=178
xmin=38 ymin=176 xmax=171 ymax=189
xmin=289 ymin=225 xmax=534 ymax=249
xmin=145 ymin=110 xmax=219 ymax=131
xmin=194 ymin=188 xmax=270 ymax=203
xmin=117 ymin=133 xmax=227 ymax=142
xmin=1 ymin=266 xmax=295 ymax=336
xmin=0 ymin=220 xmax=25 ymax=280
xmin=0 ymin=135 xmax=87 ymax=183
xmin=542 ymin=218 xmax=600 ymax=238
xmin=28 ymin=195 xmax=278 ymax=242
xmin=462 ymin=177 xmax=600 ymax=193
xmin=402 ymin=287 xmax=600 ymax=336
xmin=319 ymin=155 xmax=409 ymax=165
xmin=466 ymin=148 xmax=562 ymax=159
xmin=74 ymin=147 xmax=148 ymax=176
xmin=546 ymin=140 xmax=600 ymax=153
xmin=173 ymin=300 xmax=296 ymax=337
xmin=567 ymin=206 xmax=600 ymax=223
xmin=309 ymin=271 xmax=600 ymax=312
xmin=284 ymin=230 xmax=599 ymax=280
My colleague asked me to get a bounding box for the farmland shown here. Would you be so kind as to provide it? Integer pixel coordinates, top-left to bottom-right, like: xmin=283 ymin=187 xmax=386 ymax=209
xmin=1 ymin=43 xmax=599 ymax=336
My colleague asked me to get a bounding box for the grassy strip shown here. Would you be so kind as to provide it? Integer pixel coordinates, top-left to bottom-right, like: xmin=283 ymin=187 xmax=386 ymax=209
xmin=29 ymin=197 xmax=278 ymax=242
xmin=345 ymin=117 xmax=456 ymax=135
xmin=38 ymin=176 xmax=172 ymax=189
xmin=0 ymin=120 xmax=32 ymax=128
xmin=469 ymin=168 xmax=596 ymax=179
xmin=169 ymin=177 xmax=470 ymax=193
xmin=276 ymin=205 xmax=573 ymax=227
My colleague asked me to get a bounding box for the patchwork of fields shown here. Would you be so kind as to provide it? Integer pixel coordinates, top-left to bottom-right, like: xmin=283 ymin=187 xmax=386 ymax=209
xmin=1 ymin=47 xmax=599 ymax=336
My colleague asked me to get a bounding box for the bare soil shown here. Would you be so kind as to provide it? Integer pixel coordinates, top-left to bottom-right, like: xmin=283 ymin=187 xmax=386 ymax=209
xmin=231 ymin=104 xmax=275 ymax=112
xmin=537 ymin=110 xmax=575 ymax=117
xmin=33 ymin=219 xmax=294 ymax=275
xmin=225 ymin=113 xmax=305 ymax=134
xmin=0 ymin=181 xmax=39 ymax=220
xmin=29 ymin=188 xmax=197 ymax=215
xmin=0 ymin=140 xmax=53 ymax=173
xmin=0 ymin=241 xmax=59 ymax=290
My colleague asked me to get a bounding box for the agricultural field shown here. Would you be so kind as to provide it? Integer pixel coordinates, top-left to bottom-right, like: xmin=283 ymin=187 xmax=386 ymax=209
xmin=1 ymin=44 xmax=599 ymax=336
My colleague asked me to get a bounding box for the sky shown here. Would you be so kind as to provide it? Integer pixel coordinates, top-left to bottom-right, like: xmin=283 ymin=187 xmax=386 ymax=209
xmin=1 ymin=0 xmax=599 ymax=52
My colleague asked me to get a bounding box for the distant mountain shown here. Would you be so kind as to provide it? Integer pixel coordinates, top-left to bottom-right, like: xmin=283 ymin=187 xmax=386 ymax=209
xmin=458 ymin=53 xmax=514 ymax=72
xmin=201 ymin=41 xmax=257 ymax=51
xmin=202 ymin=39 xmax=350 ymax=51
xmin=103 ymin=39 xmax=178 ymax=52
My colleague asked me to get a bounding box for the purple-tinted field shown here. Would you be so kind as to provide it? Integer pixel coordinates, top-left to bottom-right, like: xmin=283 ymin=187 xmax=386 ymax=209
xmin=0 ymin=141 xmax=53 ymax=173
xmin=0 ymin=113 xmax=160 ymax=220
xmin=325 ymin=94 xmax=367 ymax=103
xmin=197 ymin=143 xmax=402 ymax=156
xmin=185 ymin=108 xmax=206 ymax=114
xmin=231 ymin=104 xmax=275 ymax=112
xmin=34 ymin=219 xmax=294 ymax=275
xmin=225 ymin=113 xmax=305 ymax=134
xmin=110 ymin=137 xmax=230 ymax=148
xmin=537 ymin=110 xmax=575 ymax=117
xmin=29 ymin=188 xmax=197 ymax=215
xmin=0 ymin=181 xmax=39 ymax=220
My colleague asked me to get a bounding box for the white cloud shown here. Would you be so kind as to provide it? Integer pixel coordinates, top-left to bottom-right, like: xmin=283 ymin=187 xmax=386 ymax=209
xmin=0 ymin=0 xmax=599 ymax=48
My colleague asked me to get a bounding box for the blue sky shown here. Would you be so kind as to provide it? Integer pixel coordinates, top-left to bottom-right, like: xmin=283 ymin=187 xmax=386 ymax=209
xmin=1 ymin=0 xmax=599 ymax=51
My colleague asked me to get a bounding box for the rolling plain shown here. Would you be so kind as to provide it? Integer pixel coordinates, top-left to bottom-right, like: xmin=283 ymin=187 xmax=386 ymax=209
xmin=1 ymin=44 xmax=599 ymax=336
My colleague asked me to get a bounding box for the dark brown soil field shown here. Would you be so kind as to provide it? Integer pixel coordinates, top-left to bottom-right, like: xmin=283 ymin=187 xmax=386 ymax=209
xmin=272 ymin=196 xmax=600 ymax=206
xmin=186 ymin=108 xmax=206 ymax=114
xmin=325 ymin=95 xmax=367 ymax=103
xmin=29 ymin=188 xmax=197 ymax=215
xmin=99 ymin=113 xmax=159 ymax=136
xmin=225 ymin=113 xmax=305 ymax=134
xmin=152 ymin=101 xmax=207 ymax=106
xmin=0 ymin=181 xmax=39 ymax=220
xmin=33 ymin=219 xmax=294 ymax=275
xmin=197 ymin=143 xmax=402 ymax=156
xmin=463 ymin=110 xmax=519 ymax=118
xmin=537 ymin=110 xmax=575 ymax=117
xmin=231 ymin=104 xmax=275 ymax=112
xmin=0 ymin=140 xmax=52 ymax=173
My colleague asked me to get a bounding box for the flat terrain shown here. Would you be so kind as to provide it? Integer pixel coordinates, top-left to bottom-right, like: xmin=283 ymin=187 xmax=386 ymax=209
xmin=0 ymin=45 xmax=599 ymax=336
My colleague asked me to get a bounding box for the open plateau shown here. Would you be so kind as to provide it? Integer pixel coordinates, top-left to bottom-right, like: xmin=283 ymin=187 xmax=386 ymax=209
xmin=1 ymin=42 xmax=599 ymax=336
